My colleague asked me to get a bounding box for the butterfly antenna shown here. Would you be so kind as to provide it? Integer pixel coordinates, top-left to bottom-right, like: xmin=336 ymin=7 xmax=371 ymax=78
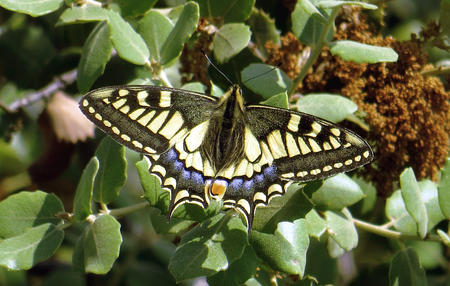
xmin=202 ymin=50 xmax=234 ymax=86
xmin=243 ymin=62 xmax=281 ymax=84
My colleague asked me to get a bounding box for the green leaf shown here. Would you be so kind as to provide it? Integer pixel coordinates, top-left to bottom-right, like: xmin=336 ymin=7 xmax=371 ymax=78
xmin=77 ymin=22 xmax=112 ymax=93
xmin=0 ymin=191 xmax=64 ymax=238
xmin=352 ymin=177 xmax=377 ymax=215
xmin=93 ymin=137 xmax=127 ymax=204
xmin=72 ymin=228 xmax=86 ymax=273
xmin=330 ymin=40 xmax=398 ymax=64
xmin=325 ymin=209 xmax=358 ymax=251
xmin=407 ymin=240 xmax=444 ymax=269
xmin=0 ymin=0 xmax=63 ymax=17
xmin=260 ymin=92 xmax=289 ymax=109
xmin=250 ymin=219 xmax=309 ymax=276
xmin=291 ymin=0 xmax=333 ymax=45
xmin=160 ymin=1 xmax=199 ymax=66
xmin=136 ymin=157 xmax=169 ymax=213
xmin=137 ymin=11 xmax=173 ymax=62
xmin=311 ymin=174 xmax=364 ymax=210
xmin=400 ymin=168 xmax=428 ymax=238
xmin=181 ymin=82 xmax=207 ymax=93
xmin=241 ymin=63 xmax=292 ymax=98
xmin=168 ymin=213 xmax=247 ymax=282
xmin=58 ymin=6 xmax=108 ymax=24
xmin=296 ymin=93 xmax=357 ymax=123
xmin=327 ymin=236 xmax=345 ymax=258
xmin=305 ymin=209 xmax=327 ymax=239
xmin=107 ymin=10 xmax=150 ymax=65
xmin=213 ymin=23 xmax=251 ymax=63
xmin=0 ymin=223 xmax=64 ymax=270
xmin=84 ymin=214 xmax=122 ymax=274
xmin=389 ymin=248 xmax=426 ymax=286
xmin=247 ymin=9 xmax=280 ymax=57
xmin=438 ymin=158 xmax=450 ymax=218
xmin=115 ymin=0 xmax=157 ymax=18
xmin=316 ymin=1 xmax=377 ymax=10
xmin=195 ymin=0 xmax=254 ymax=22
xmin=297 ymin=93 xmax=358 ymax=123
xmin=207 ymin=246 xmax=258 ymax=286
xmin=73 ymin=157 xmax=99 ymax=221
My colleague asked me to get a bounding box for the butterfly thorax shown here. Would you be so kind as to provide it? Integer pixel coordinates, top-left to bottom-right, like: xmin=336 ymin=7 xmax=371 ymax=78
xmin=201 ymin=85 xmax=246 ymax=173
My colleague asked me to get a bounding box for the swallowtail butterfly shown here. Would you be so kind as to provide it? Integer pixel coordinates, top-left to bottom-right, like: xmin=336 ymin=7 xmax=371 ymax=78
xmin=80 ymin=84 xmax=373 ymax=229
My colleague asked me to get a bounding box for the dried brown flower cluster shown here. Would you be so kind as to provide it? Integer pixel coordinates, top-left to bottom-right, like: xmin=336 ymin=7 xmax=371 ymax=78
xmin=266 ymin=7 xmax=449 ymax=195
xmin=179 ymin=18 xmax=214 ymax=86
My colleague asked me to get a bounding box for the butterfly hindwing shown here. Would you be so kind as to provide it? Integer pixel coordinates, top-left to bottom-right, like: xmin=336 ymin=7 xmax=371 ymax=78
xmin=80 ymin=85 xmax=217 ymax=155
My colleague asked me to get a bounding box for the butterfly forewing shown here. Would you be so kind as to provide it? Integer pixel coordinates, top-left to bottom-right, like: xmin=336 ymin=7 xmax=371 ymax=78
xmin=80 ymin=85 xmax=217 ymax=155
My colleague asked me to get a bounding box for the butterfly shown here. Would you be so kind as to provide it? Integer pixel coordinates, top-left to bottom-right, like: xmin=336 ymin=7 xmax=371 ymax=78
xmin=80 ymin=84 xmax=373 ymax=229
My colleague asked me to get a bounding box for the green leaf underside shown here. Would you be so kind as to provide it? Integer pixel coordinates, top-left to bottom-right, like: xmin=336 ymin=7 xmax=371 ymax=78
xmin=196 ymin=0 xmax=254 ymax=22
xmin=0 ymin=223 xmax=64 ymax=270
xmin=330 ymin=40 xmax=398 ymax=64
xmin=93 ymin=137 xmax=127 ymax=204
xmin=260 ymin=92 xmax=289 ymax=109
xmin=77 ymin=22 xmax=112 ymax=93
xmin=0 ymin=191 xmax=64 ymax=238
xmin=296 ymin=93 xmax=357 ymax=123
xmin=84 ymin=214 xmax=122 ymax=274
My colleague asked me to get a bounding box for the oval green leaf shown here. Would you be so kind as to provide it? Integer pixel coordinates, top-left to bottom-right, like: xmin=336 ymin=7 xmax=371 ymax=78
xmin=0 ymin=191 xmax=64 ymax=238
xmin=400 ymin=168 xmax=428 ymax=238
xmin=0 ymin=223 xmax=64 ymax=270
xmin=58 ymin=6 xmax=108 ymax=25
xmin=296 ymin=93 xmax=357 ymax=123
xmin=73 ymin=157 xmax=99 ymax=221
xmin=311 ymin=174 xmax=364 ymax=210
xmin=330 ymin=40 xmax=398 ymax=64
xmin=107 ymin=10 xmax=150 ymax=65
xmin=93 ymin=137 xmax=127 ymax=204
xmin=325 ymin=209 xmax=358 ymax=251
xmin=241 ymin=63 xmax=292 ymax=98
xmin=213 ymin=23 xmax=251 ymax=63
xmin=77 ymin=22 xmax=112 ymax=93
xmin=260 ymin=92 xmax=289 ymax=109
xmin=84 ymin=214 xmax=122 ymax=274
xmin=160 ymin=1 xmax=199 ymax=66
xmin=0 ymin=0 xmax=63 ymax=17
xmin=137 ymin=11 xmax=173 ymax=62
xmin=247 ymin=9 xmax=280 ymax=57
xmin=317 ymin=1 xmax=377 ymax=9
xmin=169 ymin=214 xmax=247 ymax=282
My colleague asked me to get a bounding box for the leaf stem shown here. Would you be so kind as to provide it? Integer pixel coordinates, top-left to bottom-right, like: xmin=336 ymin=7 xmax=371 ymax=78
xmin=288 ymin=7 xmax=340 ymax=97
xmin=353 ymin=218 xmax=441 ymax=242
xmin=109 ymin=201 xmax=150 ymax=218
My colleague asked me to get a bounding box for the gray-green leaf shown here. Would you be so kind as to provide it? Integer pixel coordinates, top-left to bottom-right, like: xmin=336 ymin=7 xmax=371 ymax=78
xmin=213 ymin=23 xmax=251 ymax=63
xmin=330 ymin=40 xmax=398 ymax=64
xmin=73 ymin=157 xmax=99 ymax=221
xmin=389 ymin=248 xmax=426 ymax=286
xmin=0 ymin=0 xmax=63 ymax=17
xmin=296 ymin=93 xmax=357 ymax=123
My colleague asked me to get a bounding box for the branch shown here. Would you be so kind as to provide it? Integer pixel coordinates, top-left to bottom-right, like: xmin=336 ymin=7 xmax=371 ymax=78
xmin=1 ymin=69 xmax=78 ymax=113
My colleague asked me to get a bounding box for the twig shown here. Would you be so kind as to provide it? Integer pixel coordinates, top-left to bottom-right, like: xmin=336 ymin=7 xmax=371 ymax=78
xmin=421 ymin=66 xmax=450 ymax=76
xmin=1 ymin=69 xmax=78 ymax=113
